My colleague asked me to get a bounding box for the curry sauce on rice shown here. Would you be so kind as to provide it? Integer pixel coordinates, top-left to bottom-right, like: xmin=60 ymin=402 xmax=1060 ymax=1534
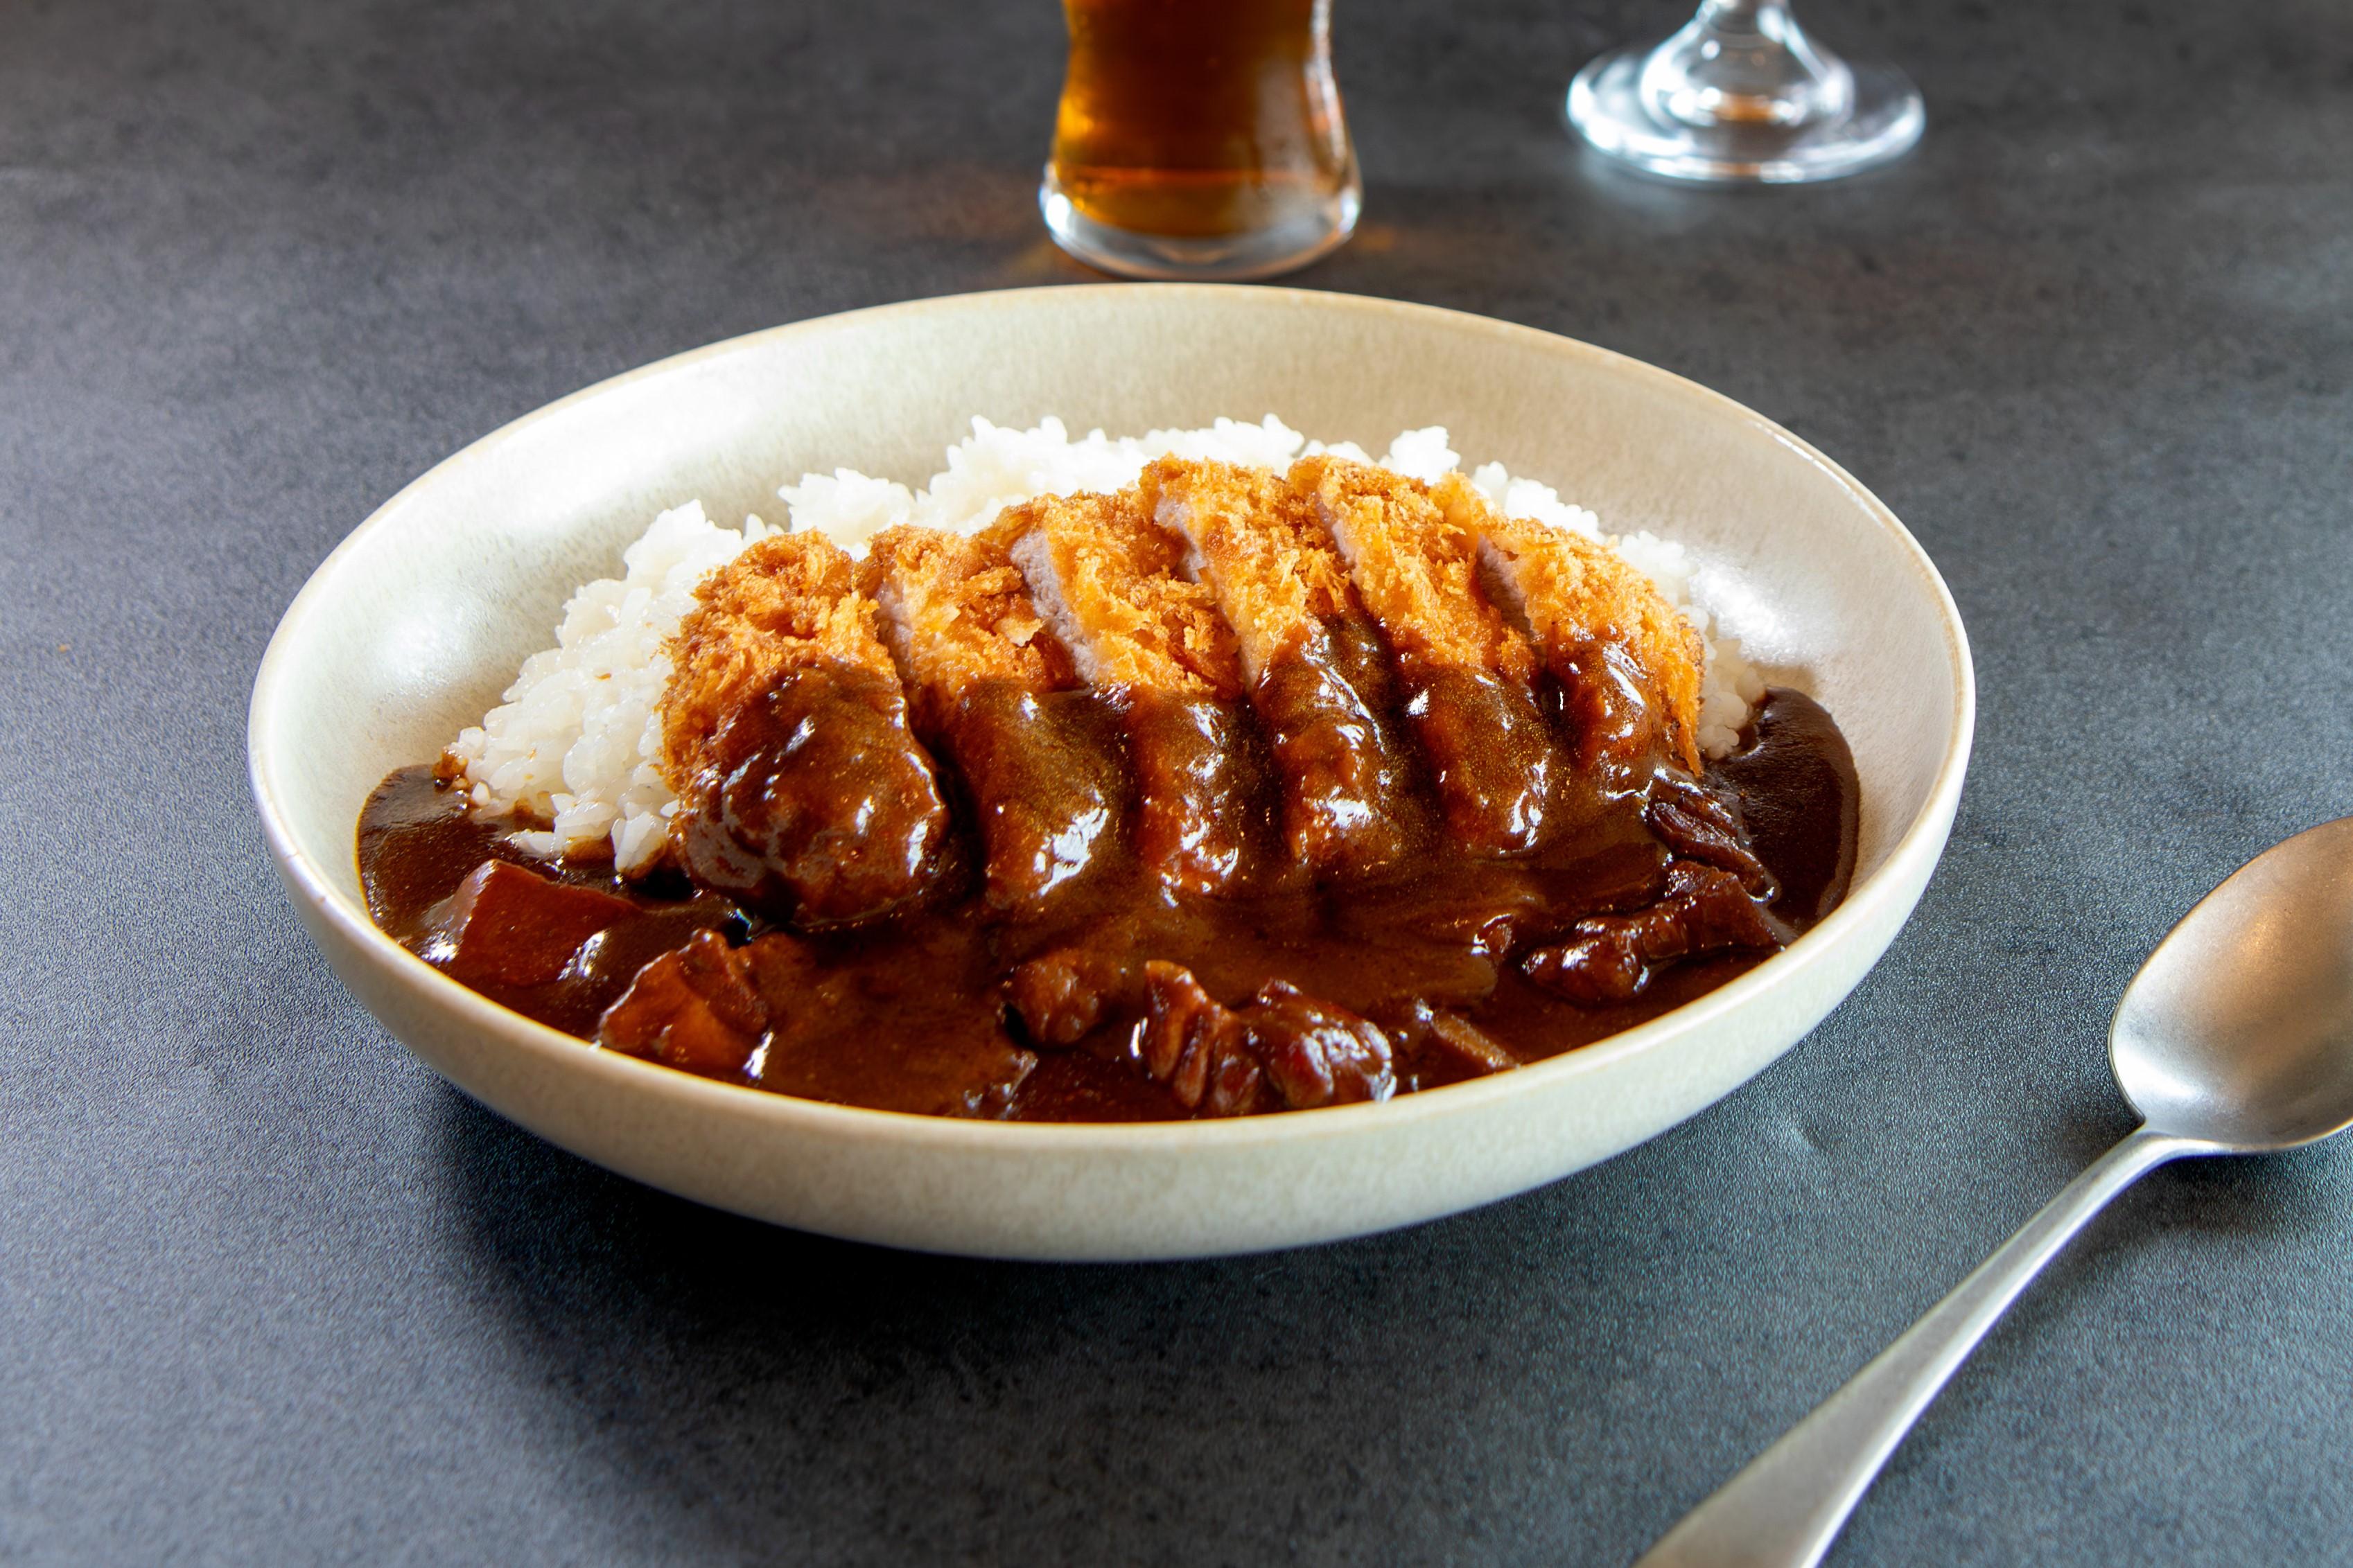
xmin=360 ymin=418 xmax=1858 ymax=1122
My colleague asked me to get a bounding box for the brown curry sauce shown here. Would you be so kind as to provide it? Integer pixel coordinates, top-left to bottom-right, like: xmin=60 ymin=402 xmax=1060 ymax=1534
xmin=357 ymin=682 xmax=1857 ymax=1123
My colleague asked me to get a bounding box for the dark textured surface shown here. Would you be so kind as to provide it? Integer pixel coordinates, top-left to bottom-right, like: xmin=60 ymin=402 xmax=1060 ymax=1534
xmin=6 ymin=0 xmax=2352 ymax=1562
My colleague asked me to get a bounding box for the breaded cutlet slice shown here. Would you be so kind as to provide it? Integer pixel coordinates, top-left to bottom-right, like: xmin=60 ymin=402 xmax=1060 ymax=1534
xmin=1000 ymin=490 xmax=1241 ymax=696
xmin=1142 ymin=457 xmax=1420 ymax=881
xmin=1435 ymin=473 xmax=1706 ymax=775
xmin=860 ymin=520 xmax=1075 ymax=722
xmin=1291 ymin=455 xmax=1536 ymax=685
xmin=1137 ymin=457 xmax=1355 ymax=685
xmin=659 ymin=531 xmax=953 ymax=925
xmin=661 ymin=531 xmax=900 ymax=789
xmin=1001 ymin=490 xmax=1259 ymax=893
xmin=863 ymin=520 xmax=1130 ymax=913
xmin=1295 ymin=455 xmax=1552 ymax=855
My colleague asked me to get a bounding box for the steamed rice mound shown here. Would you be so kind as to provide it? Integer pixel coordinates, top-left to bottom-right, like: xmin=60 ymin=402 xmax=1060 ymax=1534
xmin=444 ymin=416 xmax=1767 ymax=871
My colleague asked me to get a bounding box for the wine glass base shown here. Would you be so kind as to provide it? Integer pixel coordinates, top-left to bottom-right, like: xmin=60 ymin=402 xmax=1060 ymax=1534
xmin=1039 ymin=177 xmax=1361 ymax=282
xmin=1568 ymin=46 xmax=1923 ymax=185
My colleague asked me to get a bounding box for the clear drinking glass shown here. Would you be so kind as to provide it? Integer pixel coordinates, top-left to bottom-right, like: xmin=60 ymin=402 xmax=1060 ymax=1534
xmin=1567 ymin=0 xmax=1922 ymax=184
xmin=1040 ymin=0 xmax=1362 ymax=281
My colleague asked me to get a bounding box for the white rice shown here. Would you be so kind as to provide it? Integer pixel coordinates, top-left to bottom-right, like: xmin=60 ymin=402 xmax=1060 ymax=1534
xmin=445 ymin=416 xmax=1765 ymax=870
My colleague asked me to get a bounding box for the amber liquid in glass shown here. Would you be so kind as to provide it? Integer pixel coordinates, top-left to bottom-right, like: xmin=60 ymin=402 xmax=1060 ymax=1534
xmin=1044 ymin=0 xmax=1358 ymax=276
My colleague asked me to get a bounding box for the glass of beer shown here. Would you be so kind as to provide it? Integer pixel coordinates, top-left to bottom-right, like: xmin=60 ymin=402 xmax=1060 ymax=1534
xmin=1041 ymin=0 xmax=1362 ymax=281
xmin=1566 ymin=0 xmax=1922 ymax=184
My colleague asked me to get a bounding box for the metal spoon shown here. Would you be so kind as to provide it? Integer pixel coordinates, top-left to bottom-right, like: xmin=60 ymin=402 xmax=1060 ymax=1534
xmin=1636 ymin=815 xmax=2353 ymax=1568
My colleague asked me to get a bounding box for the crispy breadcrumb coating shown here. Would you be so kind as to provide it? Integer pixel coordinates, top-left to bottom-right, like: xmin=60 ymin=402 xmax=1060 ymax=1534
xmin=1437 ymin=473 xmax=1706 ymax=773
xmin=1141 ymin=457 xmax=1425 ymax=879
xmin=999 ymin=490 xmax=1242 ymax=698
xmin=1138 ymin=457 xmax=1356 ymax=683
xmin=661 ymin=531 xmax=898 ymax=789
xmin=999 ymin=487 xmax=1260 ymax=892
xmin=1294 ymin=455 xmax=1537 ymax=685
xmin=861 ymin=519 xmax=1075 ymax=723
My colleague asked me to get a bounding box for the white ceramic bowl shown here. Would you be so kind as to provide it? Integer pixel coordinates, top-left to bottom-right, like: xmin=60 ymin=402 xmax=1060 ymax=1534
xmin=250 ymin=285 xmax=1973 ymax=1260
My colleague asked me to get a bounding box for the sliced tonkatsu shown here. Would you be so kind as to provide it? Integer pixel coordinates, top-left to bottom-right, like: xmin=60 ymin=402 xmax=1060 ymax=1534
xmin=1000 ymin=488 xmax=1272 ymax=895
xmin=1438 ymin=474 xmax=1705 ymax=779
xmin=862 ymin=519 xmax=1126 ymax=915
xmin=1296 ymin=455 xmax=1559 ymax=856
xmin=1435 ymin=477 xmax=1776 ymax=899
xmin=658 ymin=531 xmax=952 ymax=926
xmin=1139 ymin=456 xmax=1425 ymax=883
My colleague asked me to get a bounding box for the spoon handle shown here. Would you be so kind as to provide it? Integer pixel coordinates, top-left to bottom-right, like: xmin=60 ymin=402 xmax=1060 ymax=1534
xmin=1632 ymin=1124 xmax=2207 ymax=1568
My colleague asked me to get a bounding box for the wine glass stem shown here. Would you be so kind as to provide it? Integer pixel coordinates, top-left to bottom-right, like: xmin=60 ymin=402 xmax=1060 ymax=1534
xmin=1704 ymin=1 xmax=1813 ymax=56
xmin=1645 ymin=0 xmax=1850 ymax=130
xmin=1564 ymin=0 xmax=1923 ymax=182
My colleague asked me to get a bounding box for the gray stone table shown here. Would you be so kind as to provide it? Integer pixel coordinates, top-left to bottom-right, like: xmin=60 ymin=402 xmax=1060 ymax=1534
xmin=6 ymin=0 xmax=2351 ymax=1562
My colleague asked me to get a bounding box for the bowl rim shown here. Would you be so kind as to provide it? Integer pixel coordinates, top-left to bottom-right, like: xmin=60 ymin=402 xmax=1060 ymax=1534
xmin=248 ymin=282 xmax=1976 ymax=1153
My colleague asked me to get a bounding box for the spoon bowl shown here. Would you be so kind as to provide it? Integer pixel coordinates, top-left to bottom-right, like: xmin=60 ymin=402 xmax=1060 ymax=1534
xmin=2110 ymin=816 xmax=2353 ymax=1152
